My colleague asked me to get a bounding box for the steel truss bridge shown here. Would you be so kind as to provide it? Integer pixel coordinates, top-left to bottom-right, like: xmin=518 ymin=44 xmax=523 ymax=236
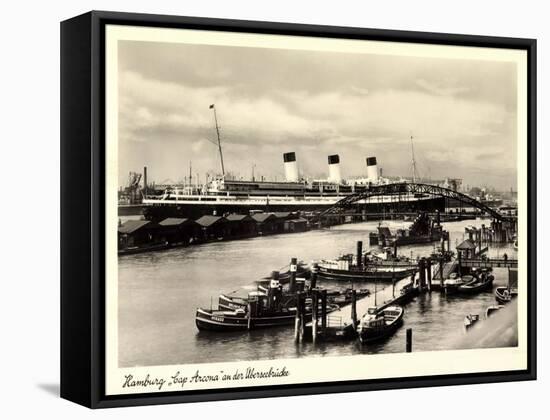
xmin=320 ymin=182 xmax=512 ymax=222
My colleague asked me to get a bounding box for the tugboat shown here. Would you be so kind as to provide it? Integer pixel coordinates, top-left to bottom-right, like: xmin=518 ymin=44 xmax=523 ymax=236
xmin=196 ymin=278 xmax=339 ymax=331
xmin=457 ymin=269 xmax=494 ymax=294
xmin=259 ymin=262 xmax=310 ymax=284
xmin=369 ymin=212 xmax=445 ymax=247
xmin=317 ymin=241 xmax=417 ymax=282
xmin=357 ymin=305 xmax=404 ymax=343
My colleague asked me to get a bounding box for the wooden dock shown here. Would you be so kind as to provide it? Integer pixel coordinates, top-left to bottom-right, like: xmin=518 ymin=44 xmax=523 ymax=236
xmin=460 ymin=258 xmax=518 ymax=269
xmin=302 ymin=278 xmax=417 ymax=341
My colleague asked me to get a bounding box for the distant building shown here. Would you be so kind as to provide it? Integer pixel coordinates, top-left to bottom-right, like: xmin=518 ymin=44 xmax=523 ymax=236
xmin=252 ymin=213 xmax=278 ymax=235
xmin=225 ymin=214 xmax=258 ymax=237
xmin=444 ymin=178 xmax=463 ymax=191
xmin=118 ymin=220 xmax=158 ymax=248
xmin=157 ymin=218 xmax=200 ymax=245
xmin=195 ymin=215 xmax=229 ymax=240
xmin=284 ymin=217 xmax=308 ymax=233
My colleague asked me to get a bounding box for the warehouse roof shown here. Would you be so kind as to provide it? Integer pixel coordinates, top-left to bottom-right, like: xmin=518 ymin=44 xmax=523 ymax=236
xmin=457 ymin=239 xmax=477 ymax=250
xmin=118 ymin=220 xmax=152 ymax=234
xmin=196 ymin=215 xmax=225 ymax=227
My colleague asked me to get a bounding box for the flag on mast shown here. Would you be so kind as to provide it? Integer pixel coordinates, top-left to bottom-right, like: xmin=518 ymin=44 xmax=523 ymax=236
xmin=209 ymin=104 xmax=215 ymax=109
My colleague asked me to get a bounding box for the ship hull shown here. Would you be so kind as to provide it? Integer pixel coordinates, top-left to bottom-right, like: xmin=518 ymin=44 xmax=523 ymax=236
xmin=195 ymin=309 xmax=306 ymax=331
xmin=196 ymin=307 xmax=339 ymax=331
xmin=142 ymin=196 xmax=446 ymax=221
xmin=457 ymin=277 xmax=494 ymax=294
xmin=318 ymin=266 xmax=416 ymax=282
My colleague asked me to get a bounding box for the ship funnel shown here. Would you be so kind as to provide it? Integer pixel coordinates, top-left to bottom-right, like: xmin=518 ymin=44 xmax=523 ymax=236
xmin=283 ymin=152 xmax=299 ymax=182
xmin=328 ymin=154 xmax=342 ymax=183
xmin=366 ymin=156 xmax=378 ymax=182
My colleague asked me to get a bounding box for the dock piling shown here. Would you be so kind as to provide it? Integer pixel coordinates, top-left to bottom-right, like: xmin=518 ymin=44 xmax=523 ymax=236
xmin=418 ymin=258 xmax=426 ymax=291
xmin=356 ymin=241 xmax=363 ymax=266
xmin=321 ymin=289 xmax=327 ymax=335
xmin=289 ymin=257 xmax=297 ymax=293
xmin=351 ymin=289 xmax=358 ymax=330
xmin=294 ymin=291 xmax=304 ymax=342
xmin=299 ymin=292 xmax=306 ymax=341
xmin=312 ymin=289 xmax=319 ymax=343
xmin=426 ymin=258 xmax=432 ymax=292
xmin=406 ymin=328 xmax=413 ymax=352
xmin=310 ymin=263 xmax=318 ymax=289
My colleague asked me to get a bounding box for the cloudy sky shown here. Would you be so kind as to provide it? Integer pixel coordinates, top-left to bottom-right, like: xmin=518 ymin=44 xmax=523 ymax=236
xmin=118 ymin=40 xmax=517 ymax=190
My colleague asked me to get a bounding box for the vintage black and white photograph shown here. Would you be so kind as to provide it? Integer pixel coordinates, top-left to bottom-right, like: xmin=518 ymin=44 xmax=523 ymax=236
xmin=105 ymin=24 xmax=528 ymax=395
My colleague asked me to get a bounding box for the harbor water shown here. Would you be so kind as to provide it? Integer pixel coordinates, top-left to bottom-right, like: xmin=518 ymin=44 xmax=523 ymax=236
xmin=118 ymin=219 xmax=517 ymax=367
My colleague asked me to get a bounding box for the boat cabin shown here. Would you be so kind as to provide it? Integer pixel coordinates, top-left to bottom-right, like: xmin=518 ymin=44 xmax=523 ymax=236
xmin=456 ymin=239 xmax=477 ymax=259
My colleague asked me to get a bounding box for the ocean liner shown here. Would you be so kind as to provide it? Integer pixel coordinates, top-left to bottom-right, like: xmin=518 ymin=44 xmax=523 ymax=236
xmin=140 ymin=106 xmax=445 ymax=220
xmin=141 ymin=153 xmax=444 ymax=220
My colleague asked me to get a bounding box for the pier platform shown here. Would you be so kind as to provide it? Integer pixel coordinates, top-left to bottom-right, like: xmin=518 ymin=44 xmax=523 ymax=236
xmin=304 ymin=278 xmax=417 ymax=340
xmin=460 ymin=258 xmax=518 ymax=269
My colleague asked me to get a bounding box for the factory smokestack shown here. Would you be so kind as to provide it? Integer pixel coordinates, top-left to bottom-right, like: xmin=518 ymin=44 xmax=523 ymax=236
xmin=283 ymin=152 xmax=299 ymax=182
xmin=143 ymin=166 xmax=148 ymax=194
xmin=328 ymin=154 xmax=342 ymax=183
xmin=366 ymin=157 xmax=378 ymax=182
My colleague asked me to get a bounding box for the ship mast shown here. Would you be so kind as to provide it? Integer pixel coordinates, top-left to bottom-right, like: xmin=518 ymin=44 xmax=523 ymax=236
xmin=210 ymin=104 xmax=226 ymax=178
xmin=410 ymin=134 xmax=418 ymax=183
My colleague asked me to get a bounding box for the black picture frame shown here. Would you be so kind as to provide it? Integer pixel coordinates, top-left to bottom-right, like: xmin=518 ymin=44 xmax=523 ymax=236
xmin=60 ymin=10 xmax=537 ymax=409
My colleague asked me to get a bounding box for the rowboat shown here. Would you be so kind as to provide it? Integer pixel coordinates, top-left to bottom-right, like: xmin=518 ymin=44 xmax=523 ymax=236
xmin=485 ymin=305 xmax=504 ymax=318
xmin=495 ymin=286 xmax=517 ymax=304
xmin=357 ymin=305 xmax=404 ymax=343
xmin=463 ymin=314 xmax=480 ymax=329
xmin=457 ymin=270 xmax=494 ymax=294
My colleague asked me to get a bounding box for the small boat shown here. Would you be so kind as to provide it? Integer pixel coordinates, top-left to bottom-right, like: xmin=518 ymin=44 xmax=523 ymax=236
xmin=391 ymin=282 xmax=419 ymax=306
xmin=329 ymin=288 xmax=371 ymax=305
xmin=457 ymin=270 xmax=494 ymax=294
xmin=357 ymin=305 xmax=404 ymax=343
xmin=495 ymin=286 xmax=518 ymax=304
xmin=464 ymin=314 xmax=480 ymax=329
xmin=485 ymin=305 xmax=504 ymax=318
xmin=369 ymin=213 xmax=445 ymax=247
xmin=443 ymin=273 xmax=471 ymax=295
